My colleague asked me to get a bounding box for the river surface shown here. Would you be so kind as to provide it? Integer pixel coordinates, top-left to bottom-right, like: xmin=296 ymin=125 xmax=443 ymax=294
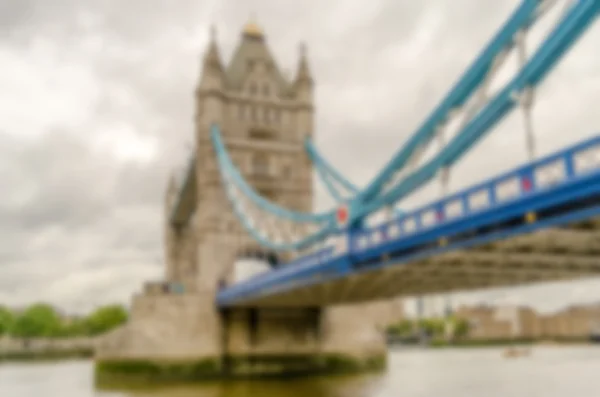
xmin=1 ymin=346 xmax=600 ymax=397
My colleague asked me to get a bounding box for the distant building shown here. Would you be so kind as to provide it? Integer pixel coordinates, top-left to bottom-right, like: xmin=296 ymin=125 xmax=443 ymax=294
xmin=540 ymin=304 xmax=600 ymax=339
xmin=455 ymin=303 xmax=600 ymax=341
xmin=455 ymin=304 xmax=515 ymax=340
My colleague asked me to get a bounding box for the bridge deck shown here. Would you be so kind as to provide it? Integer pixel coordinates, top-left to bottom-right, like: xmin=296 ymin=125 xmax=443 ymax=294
xmin=230 ymin=225 xmax=600 ymax=307
xmin=217 ymin=135 xmax=600 ymax=307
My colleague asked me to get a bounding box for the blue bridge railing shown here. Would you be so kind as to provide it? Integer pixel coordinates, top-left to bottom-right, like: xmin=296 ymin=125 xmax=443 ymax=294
xmin=351 ymin=134 xmax=600 ymax=257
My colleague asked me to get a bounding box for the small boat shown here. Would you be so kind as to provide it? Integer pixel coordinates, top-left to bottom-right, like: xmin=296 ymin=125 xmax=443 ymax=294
xmin=503 ymin=346 xmax=531 ymax=358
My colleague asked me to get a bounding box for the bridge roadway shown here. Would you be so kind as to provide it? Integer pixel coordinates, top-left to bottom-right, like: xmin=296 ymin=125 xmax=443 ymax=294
xmin=217 ymin=133 xmax=600 ymax=308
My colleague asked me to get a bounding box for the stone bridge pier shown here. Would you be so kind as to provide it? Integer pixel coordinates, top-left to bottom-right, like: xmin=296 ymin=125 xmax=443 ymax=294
xmin=95 ymin=285 xmax=387 ymax=386
xmin=221 ymin=305 xmax=386 ymax=376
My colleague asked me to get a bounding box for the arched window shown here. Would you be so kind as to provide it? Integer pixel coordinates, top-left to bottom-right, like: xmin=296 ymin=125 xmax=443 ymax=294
xmin=263 ymin=83 xmax=270 ymax=97
xmin=249 ymin=128 xmax=276 ymax=140
xmin=238 ymin=104 xmax=245 ymax=120
xmin=257 ymin=188 xmax=277 ymax=202
xmin=252 ymin=154 xmax=269 ymax=176
xmin=250 ymin=106 xmax=257 ymax=121
xmin=273 ymin=109 xmax=281 ymax=124
xmin=282 ymin=165 xmax=292 ymax=178
xmin=263 ymin=107 xmax=270 ymax=124
xmin=249 ymin=82 xmax=258 ymax=96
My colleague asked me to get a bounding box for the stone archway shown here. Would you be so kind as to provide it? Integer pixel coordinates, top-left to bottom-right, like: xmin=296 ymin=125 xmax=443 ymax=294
xmin=218 ymin=246 xmax=282 ymax=290
xmin=237 ymin=247 xmax=281 ymax=268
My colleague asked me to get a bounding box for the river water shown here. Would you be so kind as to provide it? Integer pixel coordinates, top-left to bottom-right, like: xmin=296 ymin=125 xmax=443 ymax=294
xmin=1 ymin=346 xmax=599 ymax=397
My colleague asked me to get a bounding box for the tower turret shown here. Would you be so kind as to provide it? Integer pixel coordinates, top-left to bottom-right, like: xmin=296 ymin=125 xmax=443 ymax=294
xmin=293 ymin=43 xmax=313 ymax=104
xmin=164 ymin=171 xmax=179 ymax=282
xmin=164 ymin=172 xmax=179 ymax=216
xmin=196 ymin=26 xmax=226 ymax=134
xmin=197 ymin=26 xmax=225 ymax=92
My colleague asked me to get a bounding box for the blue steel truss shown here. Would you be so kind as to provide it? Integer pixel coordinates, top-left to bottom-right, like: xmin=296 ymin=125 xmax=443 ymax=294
xmin=351 ymin=0 xmax=600 ymax=222
xmin=306 ymin=139 xmax=405 ymax=216
xmin=352 ymin=0 xmax=543 ymax=206
xmin=217 ymin=133 xmax=600 ymax=306
xmin=353 ymin=0 xmax=597 ymax=206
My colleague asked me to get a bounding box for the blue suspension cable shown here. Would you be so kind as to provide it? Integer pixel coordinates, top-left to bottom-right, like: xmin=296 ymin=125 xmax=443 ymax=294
xmin=211 ymin=127 xmax=338 ymax=252
xmin=211 ymin=125 xmax=334 ymax=223
xmin=305 ymin=138 xmax=360 ymax=195
xmin=306 ymin=138 xmax=405 ymax=216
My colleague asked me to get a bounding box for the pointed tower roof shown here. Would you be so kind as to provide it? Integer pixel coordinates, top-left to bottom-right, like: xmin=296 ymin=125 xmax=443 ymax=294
xmin=203 ymin=25 xmax=224 ymax=72
xmin=224 ymin=20 xmax=292 ymax=95
xmin=166 ymin=172 xmax=178 ymax=196
xmin=294 ymin=42 xmax=313 ymax=85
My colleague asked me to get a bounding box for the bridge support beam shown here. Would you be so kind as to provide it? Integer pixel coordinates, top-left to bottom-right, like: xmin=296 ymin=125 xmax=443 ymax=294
xmin=94 ymin=289 xmax=387 ymax=388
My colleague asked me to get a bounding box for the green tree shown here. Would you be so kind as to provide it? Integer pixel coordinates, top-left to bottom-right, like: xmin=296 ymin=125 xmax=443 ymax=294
xmin=387 ymin=319 xmax=414 ymax=337
xmin=453 ymin=318 xmax=470 ymax=339
xmin=0 ymin=305 xmax=14 ymax=336
xmin=419 ymin=318 xmax=446 ymax=338
xmin=10 ymin=303 xmax=62 ymax=338
xmin=84 ymin=304 xmax=128 ymax=336
xmin=55 ymin=316 xmax=89 ymax=337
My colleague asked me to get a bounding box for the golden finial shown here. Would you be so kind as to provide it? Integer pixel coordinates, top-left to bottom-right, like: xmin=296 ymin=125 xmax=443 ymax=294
xmin=243 ymin=13 xmax=263 ymax=38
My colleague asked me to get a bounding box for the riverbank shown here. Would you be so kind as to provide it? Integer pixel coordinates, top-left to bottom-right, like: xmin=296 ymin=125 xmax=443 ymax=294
xmin=0 ymin=347 xmax=94 ymax=362
xmin=1 ymin=336 xmax=597 ymax=363
xmin=95 ymin=353 xmax=386 ymax=389
xmin=387 ymin=337 xmax=599 ymax=349
xmin=0 ymin=337 xmax=96 ymax=362
xmin=5 ymin=346 xmax=600 ymax=397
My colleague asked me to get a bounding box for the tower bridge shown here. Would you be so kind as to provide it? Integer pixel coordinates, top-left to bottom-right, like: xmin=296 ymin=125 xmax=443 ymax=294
xmin=95 ymin=0 xmax=600 ymax=385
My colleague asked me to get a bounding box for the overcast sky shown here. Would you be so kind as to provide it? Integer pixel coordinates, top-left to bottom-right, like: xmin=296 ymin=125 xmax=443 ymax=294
xmin=0 ymin=0 xmax=599 ymax=314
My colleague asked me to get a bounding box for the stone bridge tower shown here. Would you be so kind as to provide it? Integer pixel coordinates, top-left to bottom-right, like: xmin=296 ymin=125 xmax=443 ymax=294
xmin=192 ymin=22 xmax=314 ymax=292
xmin=164 ymin=22 xmax=314 ymax=293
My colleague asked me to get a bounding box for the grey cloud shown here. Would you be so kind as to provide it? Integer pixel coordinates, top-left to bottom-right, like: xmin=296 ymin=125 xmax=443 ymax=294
xmin=0 ymin=130 xmax=165 ymax=311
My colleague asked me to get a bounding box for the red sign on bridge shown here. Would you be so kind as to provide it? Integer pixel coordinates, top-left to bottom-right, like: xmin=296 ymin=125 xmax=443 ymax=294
xmin=522 ymin=177 xmax=532 ymax=192
xmin=336 ymin=205 xmax=349 ymax=226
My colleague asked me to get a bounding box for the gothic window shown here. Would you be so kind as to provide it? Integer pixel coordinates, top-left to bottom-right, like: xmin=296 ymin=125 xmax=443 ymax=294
xmin=252 ymin=154 xmax=269 ymax=176
xmin=249 ymin=82 xmax=258 ymax=96
xmin=282 ymin=165 xmax=292 ymax=178
xmin=238 ymin=104 xmax=245 ymax=120
xmin=250 ymin=106 xmax=257 ymax=121
xmin=247 ymin=60 xmax=255 ymax=71
xmin=257 ymin=188 xmax=277 ymax=202
xmin=249 ymin=128 xmax=276 ymax=140
xmin=263 ymin=83 xmax=270 ymax=97
xmin=273 ymin=109 xmax=281 ymax=124
xmin=263 ymin=107 xmax=270 ymax=124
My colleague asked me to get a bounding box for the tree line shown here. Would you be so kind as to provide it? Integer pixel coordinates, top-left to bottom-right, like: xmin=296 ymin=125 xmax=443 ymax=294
xmin=386 ymin=316 xmax=471 ymax=340
xmin=0 ymin=303 xmax=128 ymax=338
